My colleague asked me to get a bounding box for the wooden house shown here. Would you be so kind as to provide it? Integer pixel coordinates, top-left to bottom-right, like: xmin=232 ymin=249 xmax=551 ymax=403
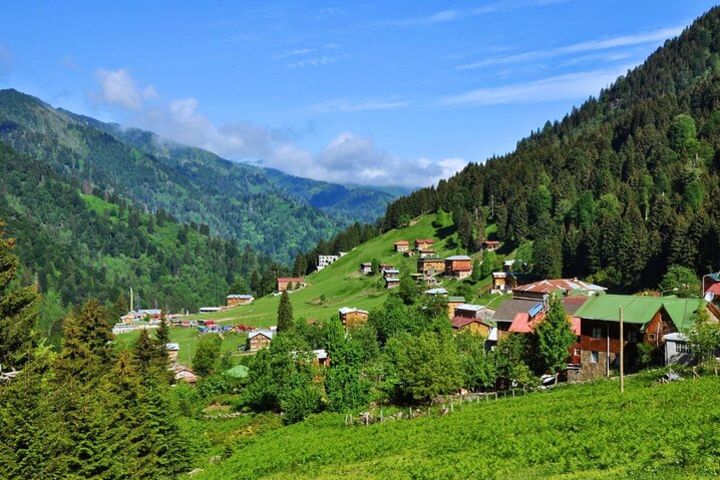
xmin=385 ymin=276 xmax=400 ymax=289
xmin=277 ymin=277 xmax=306 ymax=292
xmin=339 ymin=307 xmax=370 ymax=328
xmin=445 ymin=255 xmax=473 ymax=280
xmin=414 ymin=239 xmax=435 ymax=251
xmin=359 ymin=262 xmax=372 ymax=275
xmin=382 ymin=268 xmax=400 ymax=279
xmin=482 ymin=240 xmax=501 ymax=251
xmin=247 ymin=329 xmax=275 ymax=351
xmin=447 ymin=296 xmax=466 ymax=319
xmin=512 ymin=278 xmax=606 ymax=302
xmin=417 ymin=257 xmax=445 ymax=276
xmin=226 ymin=294 xmax=254 ymax=307
xmin=454 ymin=303 xmax=495 ymax=320
xmin=451 ymin=317 xmax=493 ymax=336
xmin=380 ymin=263 xmax=395 ymax=273
xmin=394 ymin=240 xmax=410 ymax=253
xmin=571 ymin=295 xmax=704 ymax=381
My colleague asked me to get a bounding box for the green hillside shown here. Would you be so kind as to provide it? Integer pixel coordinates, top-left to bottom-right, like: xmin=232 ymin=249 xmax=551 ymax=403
xmin=185 ymin=214 xmax=505 ymax=328
xmin=193 ymin=374 xmax=720 ymax=479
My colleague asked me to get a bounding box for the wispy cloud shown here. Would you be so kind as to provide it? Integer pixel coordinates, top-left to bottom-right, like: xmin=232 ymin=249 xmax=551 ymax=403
xmin=274 ymin=43 xmax=339 ymax=59
xmin=441 ymin=67 xmax=630 ymax=107
xmin=373 ymin=0 xmax=568 ymax=28
xmin=286 ymin=54 xmax=349 ymax=68
xmin=289 ymin=97 xmax=411 ymax=114
xmin=456 ymin=26 xmax=682 ymax=70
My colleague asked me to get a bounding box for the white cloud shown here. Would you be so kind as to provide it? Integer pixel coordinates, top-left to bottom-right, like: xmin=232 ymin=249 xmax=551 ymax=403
xmin=457 ymin=26 xmax=682 ymax=70
xmin=286 ymin=54 xmax=349 ymax=68
xmin=92 ymin=69 xmax=456 ymax=187
xmin=441 ymin=68 xmax=629 ymax=107
xmin=264 ymin=132 xmax=467 ymax=187
xmin=290 ymin=97 xmax=410 ymax=114
xmin=94 ymin=68 xmax=157 ymax=110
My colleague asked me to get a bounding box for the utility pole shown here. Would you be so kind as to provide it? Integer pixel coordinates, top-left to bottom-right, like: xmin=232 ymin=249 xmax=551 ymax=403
xmin=130 ymin=287 xmax=134 ymax=312
xmin=619 ymin=307 xmax=624 ymax=394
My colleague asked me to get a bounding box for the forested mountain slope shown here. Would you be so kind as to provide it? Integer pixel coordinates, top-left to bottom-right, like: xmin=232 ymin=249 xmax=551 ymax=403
xmin=0 ymin=141 xmax=285 ymax=335
xmin=362 ymin=7 xmax=720 ymax=292
xmin=0 ymin=90 xmax=395 ymax=262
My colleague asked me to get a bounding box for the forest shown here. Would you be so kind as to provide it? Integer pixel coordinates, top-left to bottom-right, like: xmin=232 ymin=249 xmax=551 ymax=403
xmin=297 ymin=7 xmax=720 ymax=292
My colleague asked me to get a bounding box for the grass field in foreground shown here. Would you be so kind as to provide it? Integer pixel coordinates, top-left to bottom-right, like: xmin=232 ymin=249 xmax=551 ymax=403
xmin=193 ymin=374 xmax=720 ymax=480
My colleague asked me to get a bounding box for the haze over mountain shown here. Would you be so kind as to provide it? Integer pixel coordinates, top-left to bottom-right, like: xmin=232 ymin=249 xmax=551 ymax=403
xmin=0 ymin=89 xmax=400 ymax=263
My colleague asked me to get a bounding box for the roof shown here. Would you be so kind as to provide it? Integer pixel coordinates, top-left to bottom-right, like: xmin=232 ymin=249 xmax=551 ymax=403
xmin=339 ymin=307 xmax=369 ymax=315
xmin=493 ymin=298 xmax=543 ymax=323
xmin=425 ymin=288 xmax=448 ymax=295
xmin=562 ymin=296 xmax=589 ymax=315
xmin=360 ymin=262 xmax=372 ymax=267
xmin=451 ymin=317 xmax=492 ymax=330
xmin=448 ymin=296 xmax=466 ymax=303
xmin=137 ymin=309 xmax=161 ymax=315
xmin=224 ymin=364 xmax=249 ymax=379
xmin=707 ymin=273 xmax=720 ymax=282
xmin=313 ymin=349 xmax=329 ymax=360
xmin=277 ymin=277 xmax=305 ymax=282
xmin=575 ymin=295 xmax=703 ymax=329
xmin=418 ymin=256 xmax=444 ymax=262
xmin=165 ymin=343 xmax=180 ymax=351
xmin=383 ymin=269 xmax=400 ymax=274
xmin=248 ymin=329 xmax=275 ymax=340
xmin=415 ymin=238 xmax=435 ymax=243
xmin=455 ymin=303 xmax=486 ymax=312
xmin=484 ymin=240 xmax=501 ymax=245
xmin=446 ymin=255 xmax=472 ymax=261
xmin=394 ymin=240 xmax=409 ymax=245
xmin=227 ymin=294 xmax=253 ymax=299
xmin=513 ymin=278 xmax=606 ymax=295
xmin=663 ymin=332 xmax=689 ymax=342
xmin=706 ymin=283 xmax=720 ymax=296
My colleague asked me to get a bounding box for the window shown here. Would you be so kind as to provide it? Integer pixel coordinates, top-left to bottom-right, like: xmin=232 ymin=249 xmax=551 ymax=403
xmin=648 ymin=333 xmax=656 ymax=342
xmin=573 ymin=348 xmax=581 ymax=356
xmin=591 ymin=327 xmax=603 ymax=339
xmin=677 ymin=342 xmax=691 ymax=354
xmin=590 ymin=351 xmax=599 ymax=363
xmin=627 ymin=330 xmax=638 ymax=342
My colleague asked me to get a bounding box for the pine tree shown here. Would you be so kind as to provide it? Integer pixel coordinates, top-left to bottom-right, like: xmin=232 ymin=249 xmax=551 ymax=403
xmin=277 ymin=291 xmax=294 ymax=332
xmin=0 ymin=221 xmax=38 ymax=370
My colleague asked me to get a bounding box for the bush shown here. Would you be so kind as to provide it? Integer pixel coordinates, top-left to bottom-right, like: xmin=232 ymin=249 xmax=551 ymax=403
xmin=281 ymin=384 xmax=324 ymax=424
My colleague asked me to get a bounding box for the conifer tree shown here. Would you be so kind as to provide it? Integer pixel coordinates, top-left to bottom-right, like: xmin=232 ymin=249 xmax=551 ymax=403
xmin=277 ymin=291 xmax=294 ymax=332
xmin=0 ymin=221 xmax=38 ymax=370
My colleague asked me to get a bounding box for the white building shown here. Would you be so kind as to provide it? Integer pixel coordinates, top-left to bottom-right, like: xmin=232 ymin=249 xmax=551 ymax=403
xmin=317 ymin=254 xmax=341 ymax=271
xmin=663 ymin=332 xmax=693 ymax=365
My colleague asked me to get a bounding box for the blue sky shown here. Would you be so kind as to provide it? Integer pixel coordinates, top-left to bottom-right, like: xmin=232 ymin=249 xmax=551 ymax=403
xmin=0 ymin=0 xmax=717 ymax=187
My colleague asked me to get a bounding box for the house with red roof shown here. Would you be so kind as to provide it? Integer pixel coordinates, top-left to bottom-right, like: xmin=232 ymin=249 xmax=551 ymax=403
xmin=394 ymin=240 xmax=410 ymax=253
xmin=414 ymin=238 xmax=435 ymax=251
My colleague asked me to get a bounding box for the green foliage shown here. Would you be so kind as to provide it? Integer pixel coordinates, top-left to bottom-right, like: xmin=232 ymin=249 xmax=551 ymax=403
xmin=659 ymin=265 xmax=700 ymax=297
xmin=535 ymin=296 xmax=576 ymax=376
xmin=686 ymin=306 xmax=720 ymax=364
xmin=385 ymin=331 xmax=463 ymax=404
xmin=398 ymin=272 xmax=417 ymax=305
xmin=281 ymin=383 xmax=324 ymax=425
xmin=277 ymin=291 xmax=294 ymax=332
xmin=193 ymin=335 xmax=222 ymax=377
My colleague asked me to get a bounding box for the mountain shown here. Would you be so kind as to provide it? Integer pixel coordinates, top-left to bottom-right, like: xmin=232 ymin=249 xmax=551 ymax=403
xmin=0 ymin=90 xmax=397 ymax=263
xmin=301 ymin=7 xmax=720 ymax=292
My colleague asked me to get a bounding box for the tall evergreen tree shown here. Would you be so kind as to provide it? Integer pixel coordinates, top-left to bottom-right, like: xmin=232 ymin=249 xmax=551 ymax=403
xmin=277 ymin=291 xmax=294 ymax=332
xmin=535 ymin=296 xmax=576 ymax=384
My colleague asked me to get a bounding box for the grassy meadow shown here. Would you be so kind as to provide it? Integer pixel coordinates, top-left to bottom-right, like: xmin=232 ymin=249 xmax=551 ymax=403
xmin=191 ymin=374 xmax=720 ymax=479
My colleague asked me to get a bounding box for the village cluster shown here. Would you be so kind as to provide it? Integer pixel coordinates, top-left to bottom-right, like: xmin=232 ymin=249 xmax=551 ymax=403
xmin=113 ymin=236 xmax=720 ymax=386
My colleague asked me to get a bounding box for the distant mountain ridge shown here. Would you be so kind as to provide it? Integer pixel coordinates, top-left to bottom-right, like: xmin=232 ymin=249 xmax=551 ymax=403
xmin=0 ymin=89 xmax=399 ymax=262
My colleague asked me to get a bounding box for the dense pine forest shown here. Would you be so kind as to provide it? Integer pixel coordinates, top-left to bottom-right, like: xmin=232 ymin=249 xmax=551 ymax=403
xmin=298 ymin=7 xmax=720 ymax=291
xmin=0 ymin=141 xmax=288 ymax=340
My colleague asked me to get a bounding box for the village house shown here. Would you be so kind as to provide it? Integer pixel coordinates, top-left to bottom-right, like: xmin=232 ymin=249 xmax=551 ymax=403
xmin=482 ymin=240 xmax=501 ymax=251
xmin=447 ymin=296 xmax=466 ymax=319
xmin=247 ymin=329 xmax=275 ymax=351
xmin=451 ymin=317 xmax=494 ymax=336
xmin=418 ymin=247 xmax=436 ymax=258
xmin=313 ymin=349 xmax=331 ymax=367
xmin=385 ymin=276 xmax=400 ymax=289
xmin=454 ymin=303 xmax=495 ymax=321
xmin=166 ymin=343 xmax=180 ymax=367
xmin=417 ymin=256 xmax=446 ymax=276
xmin=383 ymin=268 xmax=400 ymax=279
xmin=410 ymin=272 xmax=438 ymax=287
xmin=445 ymin=255 xmax=473 ymax=280
xmin=359 ymin=262 xmax=373 ymax=275
xmin=380 ymin=263 xmax=395 ymax=273
xmin=415 ymin=238 xmax=435 ymax=251
xmin=317 ymin=254 xmax=340 ymax=271
xmin=512 ymin=278 xmax=606 ymax=303
xmin=226 ymin=294 xmax=254 ymax=307
xmin=199 ymin=307 xmax=221 ymax=314
xmin=663 ymin=332 xmax=693 ymax=365
xmin=394 ymin=240 xmax=410 ymax=253
xmin=277 ymin=277 xmax=306 ymax=292
xmin=490 ymin=260 xmax=532 ymax=294
xmin=339 ymin=307 xmax=370 ymax=328
xmin=570 ymin=295 xmax=705 ymax=380
xmin=425 ymin=287 xmax=448 ymax=297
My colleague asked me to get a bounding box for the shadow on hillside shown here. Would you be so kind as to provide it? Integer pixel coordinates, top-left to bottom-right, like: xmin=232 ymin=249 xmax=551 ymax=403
xmin=435 ymin=225 xmax=455 ymax=240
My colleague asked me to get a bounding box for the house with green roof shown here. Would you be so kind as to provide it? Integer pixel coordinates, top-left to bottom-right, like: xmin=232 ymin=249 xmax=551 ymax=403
xmin=570 ymin=295 xmax=705 ymax=380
